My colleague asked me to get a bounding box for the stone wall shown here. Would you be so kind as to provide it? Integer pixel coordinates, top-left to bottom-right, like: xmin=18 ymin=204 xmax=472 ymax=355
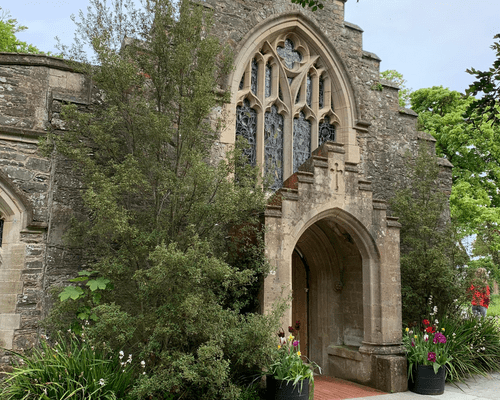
xmin=0 ymin=54 xmax=90 ymax=359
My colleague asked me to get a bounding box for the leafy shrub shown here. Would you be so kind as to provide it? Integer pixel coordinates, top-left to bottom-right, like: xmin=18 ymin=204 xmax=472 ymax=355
xmin=0 ymin=332 xmax=136 ymax=399
xmin=440 ymin=315 xmax=500 ymax=382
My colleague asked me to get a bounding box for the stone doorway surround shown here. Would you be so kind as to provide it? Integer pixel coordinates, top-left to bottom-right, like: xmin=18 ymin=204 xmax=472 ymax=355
xmin=262 ymin=141 xmax=407 ymax=393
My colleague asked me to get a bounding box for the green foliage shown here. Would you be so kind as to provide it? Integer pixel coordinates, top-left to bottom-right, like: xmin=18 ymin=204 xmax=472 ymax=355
xmin=411 ymin=85 xmax=500 ymax=283
xmin=0 ymin=332 xmax=136 ymax=399
xmin=0 ymin=7 xmax=43 ymax=53
xmin=44 ymin=1 xmax=285 ymax=399
xmin=390 ymin=144 xmax=468 ymax=323
xmin=57 ymin=270 xmax=113 ymax=330
xmin=380 ymin=69 xmax=412 ymax=107
xmin=290 ymin=0 xmax=325 ymax=12
xmin=440 ymin=314 xmax=500 ymax=382
xmin=466 ymin=34 xmax=500 ymax=127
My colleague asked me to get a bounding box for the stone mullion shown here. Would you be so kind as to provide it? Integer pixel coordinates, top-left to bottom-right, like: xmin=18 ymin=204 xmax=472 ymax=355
xmin=256 ymin=112 xmax=265 ymax=178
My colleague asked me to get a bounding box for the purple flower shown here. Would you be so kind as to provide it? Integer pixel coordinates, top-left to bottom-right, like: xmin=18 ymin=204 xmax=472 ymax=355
xmin=433 ymin=332 xmax=447 ymax=344
xmin=411 ymin=340 xmax=415 ymax=347
xmin=427 ymin=352 xmax=437 ymax=362
xmin=293 ymin=340 xmax=299 ymax=347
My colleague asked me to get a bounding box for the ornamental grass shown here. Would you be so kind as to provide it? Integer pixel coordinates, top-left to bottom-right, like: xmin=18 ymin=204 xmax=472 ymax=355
xmin=439 ymin=314 xmax=500 ymax=382
xmin=0 ymin=330 xmax=136 ymax=400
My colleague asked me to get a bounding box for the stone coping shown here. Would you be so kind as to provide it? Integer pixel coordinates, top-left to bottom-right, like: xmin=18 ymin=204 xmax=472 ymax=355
xmin=0 ymin=53 xmax=74 ymax=72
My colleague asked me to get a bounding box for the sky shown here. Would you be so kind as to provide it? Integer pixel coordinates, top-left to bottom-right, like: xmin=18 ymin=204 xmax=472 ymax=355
xmin=4 ymin=0 xmax=500 ymax=95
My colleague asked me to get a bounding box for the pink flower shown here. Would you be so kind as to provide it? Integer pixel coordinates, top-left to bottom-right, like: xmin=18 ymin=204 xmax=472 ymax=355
xmin=411 ymin=340 xmax=415 ymax=347
xmin=293 ymin=340 xmax=299 ymax=347
xmin=427 ymin=352 xmax=437 ymax=362
xmin=433 ymin=332 xmax=447 ymax=344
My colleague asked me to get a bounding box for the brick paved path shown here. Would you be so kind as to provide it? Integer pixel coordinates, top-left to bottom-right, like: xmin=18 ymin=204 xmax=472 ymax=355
xmin=313 ymin=376 xmax=386 ymax=400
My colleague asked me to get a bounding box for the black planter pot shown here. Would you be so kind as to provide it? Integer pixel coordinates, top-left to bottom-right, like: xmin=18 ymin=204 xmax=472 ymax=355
xmin=266 ymin=376 xmax=309 ymax=400
xmin=408 ymin=365 xmax=446 ymax=395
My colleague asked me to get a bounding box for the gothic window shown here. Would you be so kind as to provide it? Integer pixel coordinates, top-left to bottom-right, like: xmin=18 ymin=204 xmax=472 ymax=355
xmin=236 ymin=33 xmax=340 ymax=191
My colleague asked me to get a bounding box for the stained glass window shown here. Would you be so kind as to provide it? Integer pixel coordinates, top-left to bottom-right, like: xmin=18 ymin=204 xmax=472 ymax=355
xmin=236 ymin=99 xmax=257 ymax=166
xmin=265 ymin=106 xmax=284 ymax=191
xmin=251 ymin=59 xmax=258 ymax=94
xmin=319 ymin=76 xmax=324 ymax=109
xmin=319 ymin=116 xmax=336 ymax=146
xmin=306 ymin=74 xmax=312 ymax=107
xmin=239 ymin=74 xmax=244 ymax=90
xmin=265 ymin=63 xmax=272 ymax=98
xmin=293 ymin=112 xmax=311 ymax=173
xmin=277 ymin=39 xmax=302 ymax=69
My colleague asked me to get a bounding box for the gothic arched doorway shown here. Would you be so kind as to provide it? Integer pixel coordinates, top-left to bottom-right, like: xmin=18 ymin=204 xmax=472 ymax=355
xmin=292 ymin=217 xmax=363 ymax=368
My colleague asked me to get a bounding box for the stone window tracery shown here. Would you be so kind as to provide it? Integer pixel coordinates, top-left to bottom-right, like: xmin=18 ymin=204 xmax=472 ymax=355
xmin=235 ymin=33 xmax=340 ymax=190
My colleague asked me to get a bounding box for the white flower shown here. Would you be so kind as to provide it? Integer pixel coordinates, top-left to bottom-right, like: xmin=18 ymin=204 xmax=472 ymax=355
xmin=119 ymin=350 xmax=124 ymax=360
xmin=99 ymin=378 xmax=105 ymax=386
xmin=143 ymin=371 xmax=146 ymax=375
xmin=424 ymin=334 xmax=429 ymax=341
xmin=141 ymin=360 xmax=146 ymax=368
xmin=435 ymin=319 xmax=439 ymax=325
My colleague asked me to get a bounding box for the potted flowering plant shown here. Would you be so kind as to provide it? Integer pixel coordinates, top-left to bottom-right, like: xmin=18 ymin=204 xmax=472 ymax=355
xmin=266 ymin=322 xmax=321 ymax=400
xmin=403 ymin=316 xmax=452 ymax=395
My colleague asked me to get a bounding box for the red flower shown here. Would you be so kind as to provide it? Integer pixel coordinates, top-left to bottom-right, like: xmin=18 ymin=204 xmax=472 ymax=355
xmin=295 ymin=320 xmax=301 ymax=331
xmin=427 ymin=352 xmax=437 ymax=362
xmin=288 ymin=326 xmax=294 ymax=333
xmin=425 ymin=326 xmax=435 ymax=334
xmin=422 ymin=319 xmax=430 ymax=326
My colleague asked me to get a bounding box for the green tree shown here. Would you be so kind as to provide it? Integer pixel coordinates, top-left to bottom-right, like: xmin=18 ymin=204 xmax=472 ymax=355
xmin=411 ymin=86 xmax=500 ymax=282
xmin=390 ymin=144 xmax=467 ymax=323
xmin=466 ymin=33 xmax=500 ymax=126
xmin=45 ymin=1 xmax=284 ymax=399
xmin=0 ymin=7 xmax=41 ymax=53
xmin=380 ymin=69 xmax=412 ymax=108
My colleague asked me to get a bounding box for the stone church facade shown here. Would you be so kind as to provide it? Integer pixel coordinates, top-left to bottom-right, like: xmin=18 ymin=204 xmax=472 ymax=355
xmin=0 ymin=0 xmax=452 ymax=392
